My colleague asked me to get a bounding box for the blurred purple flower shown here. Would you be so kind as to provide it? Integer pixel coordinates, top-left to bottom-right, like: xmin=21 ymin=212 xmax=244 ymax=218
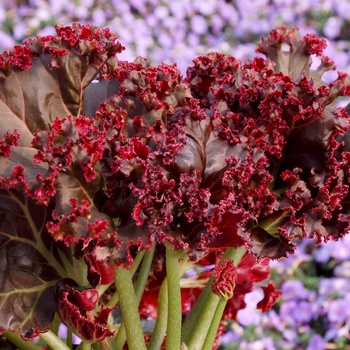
xmin=322 ymin=69 xmax=339 ymax=83
xmin=319 ymin=278 xmax=350 ymax=297
xmin=243 ymin=338 xmax=276 ymax=350
xmin=279 ymin=300 xmax=314 ymax=327
xmin=280 ymin=301 xmax=298 ymax=326
xmin=218 ymin=2 xmax=238 ymax=22
xmin=316 ymin=235 xmax=350 ymax=263
xmin=237 ymin=308 xmax=262 ymax=326
xmin=334 ymin=261 xmax=350 ymax=278
xmin=281 ymin=280 xmax=309 ymax=300
xmin=91 ymin=9 xmax=107 ymax=26
xmin=293 ymin=301 xmax=314 ymax=324
xmin=237 ymin=288 xmax=264 ymax=326
xmin=327 ymin=295 xmax=350 ymax=326
xmin=306 ymin=334 xmax=326 ymax=350
xmin=265 ymin=309 xmax=284 ymax=332
xmin=154 ymin=5 xmax=168 ymax=19
xmin=219 ymin=330 xmax=240 ymax=343
xmin=192 ymin=0 xmax=216 ymax=16
xmin=0 ymin=31 xmax=14 ymax=49
xmin=190 ymin=15 xmax=208 ymax=35
xmin=260 ymin=338 xmax=276 ymax=350
xmin=333 ymin=0 xmax=350 ymax=18
xmin=282 ymin=328 xmax=297 ymax=342
xmin=323 ymin=16 xmax=341 ymax=39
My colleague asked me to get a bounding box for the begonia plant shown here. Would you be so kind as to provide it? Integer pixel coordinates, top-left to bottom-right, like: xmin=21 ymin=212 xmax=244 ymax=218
xmin=0 ymin=23 xmax=349 ymax=350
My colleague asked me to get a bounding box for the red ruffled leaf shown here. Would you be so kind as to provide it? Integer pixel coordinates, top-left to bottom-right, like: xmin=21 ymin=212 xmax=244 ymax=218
xmin=0 ymin=23 xmax=125 ymax=339
xmin=56 ymin=281 xmax=115 ymax=342
xmin=257 ymin=282 xmax=282 ymax=312
xmin=223 ymin=252 xmax=271 ymax=320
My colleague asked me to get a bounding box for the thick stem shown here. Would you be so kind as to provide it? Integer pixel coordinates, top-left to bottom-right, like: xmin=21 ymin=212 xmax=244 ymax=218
xmin=49 ymin=313 xmax=61 ymax=337
xmin=184 ymin=293 xmax=220 ymax=350
xmin=91 ymin=343 xmax=104 ymax=350
xmin=222 ymin=247 xmax=246 ymax=264
xmin=165 ymin=242 xmax=182 ymax=350
xmin=39 ymin=331 xmax=71 ymax=350
xmin=147 ymin=279 xmax=168 ymax=350
xmin=48 ymin=314 xmax=73 ymax=349
xmin=66 ymin=329 xmax=73 ymax=349
xmin=114 ymin=267 xmax=147 ymax=350
xmin=200 ymin=247 xmax=246 ymax=350
xmin=181 ymin=281 xmax=212 ymax=343
xmin=135 ymin=243 xmax=156 ymax=302
xmin=183 ymin=247 xmax=246 ymax=350
xmin=3 ymin=331 xmax=42 ymax=350
xmin=105 ymin=250 xmax=145 ymax=308
xmin=76 ymin=341 xmax=92 ymax=350
xmin=115 ymin=244 xmax=156 ymax=348
xmin=114 ymin=326 xmax=126 ymax=349
xmin=201 ymin=298 xmax=227 ymax=350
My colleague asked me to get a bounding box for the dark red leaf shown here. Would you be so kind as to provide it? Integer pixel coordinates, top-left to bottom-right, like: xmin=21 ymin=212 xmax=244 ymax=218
xmin=56 ymin=282 xmax=115 ymax=342
xmin=257 ymin=282 xmax=282 ymax=312
xmin=223 ymin=252 xmax=271 ymax=320
xmin=0 ymin=190 xmax=75 ymax=339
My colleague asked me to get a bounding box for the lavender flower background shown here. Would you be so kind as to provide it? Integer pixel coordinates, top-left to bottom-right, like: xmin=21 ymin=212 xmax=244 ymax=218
xmin=220 ymin=236 xmax=350 ymax=349
xmin=1 ymin=1 xmax=350 ymax=349
xmin=1 ymin=0 xmax=350 ymax=75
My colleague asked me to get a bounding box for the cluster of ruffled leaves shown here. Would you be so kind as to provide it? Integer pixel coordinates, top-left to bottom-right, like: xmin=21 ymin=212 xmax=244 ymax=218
xmin=97 ymin=26 xmax=350 ymax=262
xmin=0 ymin=23 xmax=349 ymax=343
xmin=0 ymin=22 xmax=125 ymax=340
xmin=185 ymin=28 xmax=350 ymax=257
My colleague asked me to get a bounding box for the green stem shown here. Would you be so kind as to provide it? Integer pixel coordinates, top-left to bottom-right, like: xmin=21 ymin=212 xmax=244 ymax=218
xmin=135 ymin=243 xmax=156 ymax=302
xmin=3 ymin=331 xmax=42 ymax=350
xmin=185 ymin=292 xmax=220 ymax=350
xmin=200 ymin=248 xmax=246 ymax=350
xmin=165 ymin=242 xmax=182 ymax=350
xmin=181 ymin=281 xmax=212 ymax=343
xmin=147 ymin=279 xmax=168 ymax=350
xmin=115 ymin=243 xmax=156 ymax=348
xmin=105 ymin=284 xmax=120 ymax=308
xmin=66 ymin=328 xmax=73 ymax=349
xmin=183 ymin=247 xmax=246 ymax=350
xmin=106 ymin=250 xmax=146 ymax=308
xmin=223 ymin=247 xmax=246 ymax=264
xmin=201 ymin=298 xmax=227 ymax=350
xmin=114 ymin=326 xmax=127 ymax=350
xmin=49 ymin=313 xmax=61 ymax=337
xmin=47 ymin=314 xmax=73 ymax=350
xmin=92 ymin=343 xmax=103 ymax=350
xmin=76 ymin=341 xmax=92 ymax=350
xmin=114 ymin=267 xmax=147 ymax=350
xmin=39 ymin=330 xmax=71 ymax=350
